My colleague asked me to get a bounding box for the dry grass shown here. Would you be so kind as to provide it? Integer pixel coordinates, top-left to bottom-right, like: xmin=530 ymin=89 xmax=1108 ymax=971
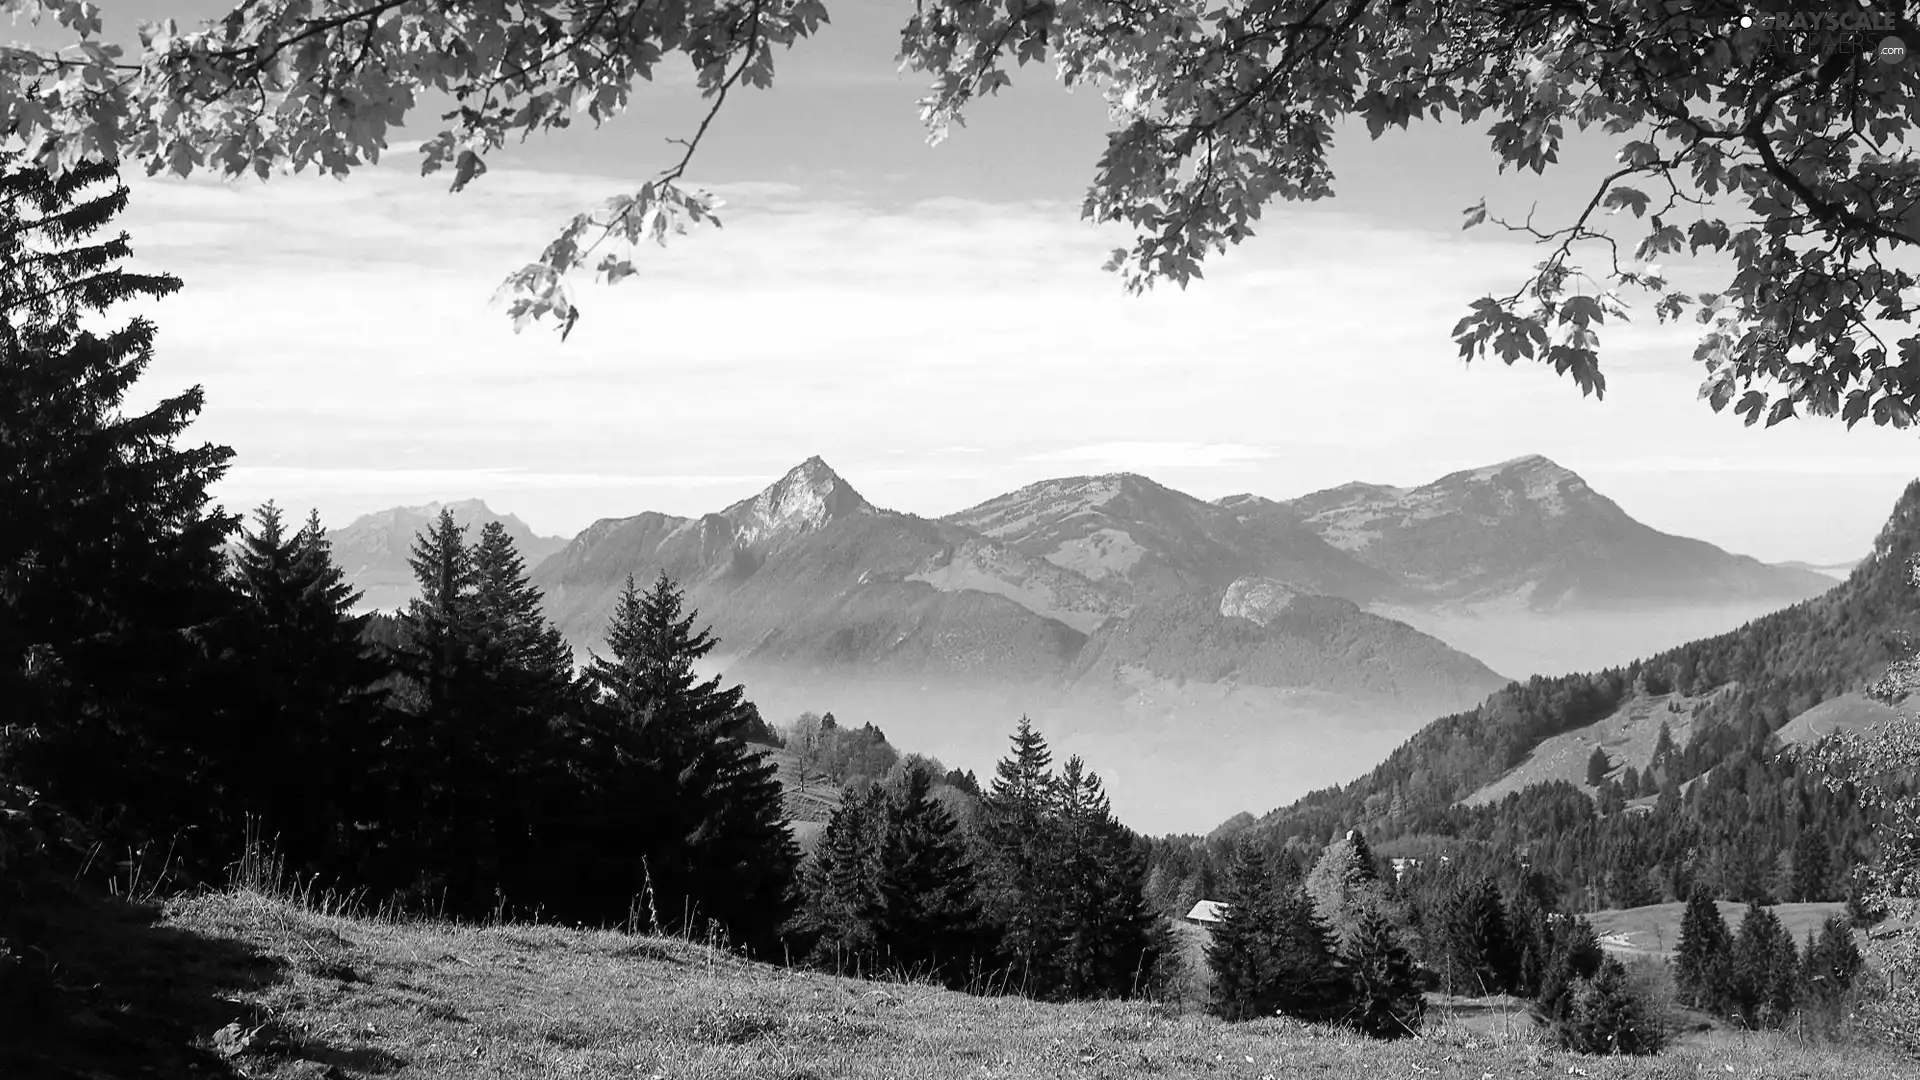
xmin=117 ymin=890 xmax=1916 ymax=1080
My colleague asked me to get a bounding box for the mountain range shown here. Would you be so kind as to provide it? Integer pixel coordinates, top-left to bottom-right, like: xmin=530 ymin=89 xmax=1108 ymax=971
xmin=1238 ymin=476 xmax=1920 ymax=858
xmin=325 ymin=499 xmax=569 ymax=614
xmin=327 ymin=455 xmax=1848 ymax=832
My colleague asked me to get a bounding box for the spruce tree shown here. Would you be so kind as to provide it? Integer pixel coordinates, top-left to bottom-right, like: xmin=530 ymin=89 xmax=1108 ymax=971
xmin=1790 ymin=829 xmax=1831 ymax=903
xmin=1561 ymin=957 xmax=1666 ymax=1055
xmin=1729 ymin=901 xmax=1798 ymax=1028
xmin=981 ymin=716 xmax=1060 ymax=993
xmin=1586 ymin=746 xmax=1612 ymax=787
xmin=463 ymin=519 xmax=584 ymax=908
xmin=1441 ymin=874 xmax=1518 ymax=996
xmin=1345 ymin=906 xmax=1426 ymax=1039
xmin=871 ymin=763 xmax=987 ymax=987
xmin=587 ymin=572 xmax=797 ymax=956
xmin=1047 ymin=756 xmax=1168 ymax=1000
xmin=1208 ymin=844 xmax=1350 ymax=1023
xmin=218 ymin=503 xmax=391 ymax=879
xmin=1801 ymin=913 xmax=1864 ymax=1005
xmin=2 ymin=149 xmax=240 ymax=875
xmin=795 ymin=786 xmax=886 ymax=971
xmin=1673 ymin=886 xmax=1732 ymax=1011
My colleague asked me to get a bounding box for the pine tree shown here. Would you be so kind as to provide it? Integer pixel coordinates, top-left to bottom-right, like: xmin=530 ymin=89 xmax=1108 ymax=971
xmin=1561 ymin=957 xmax=1666 ymax=1055
xmin=587 ymin=573 xmax=797 ymax=956
xmin=795 ymin=786 xmax=886 ymax=971
xmin=1673 ymin=886 xmax=1732 ymax=1012
xmin=1532 ymin=915 xmax=1606 ymax=1033
xmin=1790 ymin=829 xmax=1831 ymax=903
xmin=871 ymin=763 xmax=987 ymax=987
xmin=981 ymin=716 xmax=1060 ymax=993
xmin=218 ymin=503 xmax=391 ymax=879
xmin=462 ymin=519 xmax=584 ymax=909
xmin=2 ymin=149 xmax=240 ymax=875
xmin=1441 ymin=875 xmax=1518 ymax=996
xmin=1586 ymin=746 xmax=1612 ymax=787
xmin=1801 ymin=913 xmax=1864 ymax=1005
xmin=1047 ymin=756 xmax=1168 ymax=1000
xmin=1345 ymin=906 xmax=1426 ymax=1039
xmin=1730 ymin=901 xmax=1799 ymax=1028
xmin=1208 ymin=844 xmax=1351 ymax=1023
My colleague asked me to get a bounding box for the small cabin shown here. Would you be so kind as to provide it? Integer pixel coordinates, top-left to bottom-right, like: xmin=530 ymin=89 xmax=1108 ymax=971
xmin=1184 ymin=900 xmax=1229 ymax=926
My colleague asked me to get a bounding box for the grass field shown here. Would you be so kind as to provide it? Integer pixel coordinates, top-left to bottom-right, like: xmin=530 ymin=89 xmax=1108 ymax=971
xmin=11 ymin=885 xmax=1913 ymax=1080
xmin=1584 ymin=901 xmax=1851 ymax=960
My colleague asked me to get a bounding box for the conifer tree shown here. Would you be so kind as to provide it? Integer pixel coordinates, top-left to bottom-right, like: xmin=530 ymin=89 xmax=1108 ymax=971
xmin=1586 ymin=746 xmax=1612 ymax=787
xmin=871 ymin=763 xmax=987 ymax=987
xmin=1440 ymin=874 xmax=1519 ymax=996
xmin=1047 ymin=756 xmax=1168 ymax=1000
xmin=1345 ymin=905 xmax=1426 ymax=1039
xmin=1208 ymin=844 xmax=1351 ymax=1023
xmin=1532 ymin=914 xmax=1606 ymax=1034
xmin=462 ymin=519 xmax=584 ymax=906
xmin=2 ymin=149 xmax=239 ymax=873
xmin=1800 ymin=913 xmax=1864 ymax=1006
xmin=982 ymin=716 xmax=1060 ymax=992
xmin=219 ymin=502 xmax=390 ymax=878
xmin=1673 ymin=886 xmax=1732 ymax=1012
xmin=1561 ymin=956 xmax=1666 ymax=1055
xmin=1790 ymin=829 xmax=1831 ymax=903
xmin=795 ymin=785 xmax=886 ymax=971
xmin=587 ymin=572 xmax=796 ymax=956
xmin=1729 ymin=901 xmax=1799 ymax=1028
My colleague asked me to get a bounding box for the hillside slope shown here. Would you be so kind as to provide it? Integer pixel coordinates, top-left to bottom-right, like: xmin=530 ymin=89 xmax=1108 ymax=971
xmin=1248 ymin=478 xmax=1920 ymax=837
xmin=1285 ymin=455 xmax=1835 ymax=611
xmin=529 ymin=458 xmax=1510 ymax=832
xmin=23 ymin=888 xmax=1911 ymax=1080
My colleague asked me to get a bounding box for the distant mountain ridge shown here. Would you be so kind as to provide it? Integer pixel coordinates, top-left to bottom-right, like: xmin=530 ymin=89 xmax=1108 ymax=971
xmin=326 ymin=499 xmax=571 ymax=613
xmin=325 ymin=454 xmax=1852 ymax=831
xmin=1238 ymin=477 xmax=1920 ymax=844
xmin=1281 ymin=454 xmax=1835 ymax=610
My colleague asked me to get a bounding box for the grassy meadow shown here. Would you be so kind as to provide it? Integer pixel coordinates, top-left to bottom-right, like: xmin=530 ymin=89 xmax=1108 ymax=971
xmin=14 ymin=882 xmax=1914 ymax=1080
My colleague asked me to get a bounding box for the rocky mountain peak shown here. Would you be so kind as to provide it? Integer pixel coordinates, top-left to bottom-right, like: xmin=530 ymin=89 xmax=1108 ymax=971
xmin=721 ymin=456 xmax=875 ymax=546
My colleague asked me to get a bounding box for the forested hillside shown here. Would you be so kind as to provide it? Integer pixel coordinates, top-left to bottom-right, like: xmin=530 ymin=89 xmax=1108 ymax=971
xmin=1141 ymin=483 xmax=1920 ymax=920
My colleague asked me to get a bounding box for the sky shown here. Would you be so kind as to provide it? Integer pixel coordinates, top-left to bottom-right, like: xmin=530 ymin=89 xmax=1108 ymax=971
xmin=18 ymin=1 xmax=1920 ymax=564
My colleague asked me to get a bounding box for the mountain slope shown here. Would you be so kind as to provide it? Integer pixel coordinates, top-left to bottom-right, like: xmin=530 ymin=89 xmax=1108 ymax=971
xmin=1245 ymin=477 xmax=1920 ymax=839
xmin=1286 ymin=454 xmax=1835 ymax=610
xmin=530 ymin=458 xmax=1510 ymax=832
xmin=326 ymin=499 xmax=571 ymax=613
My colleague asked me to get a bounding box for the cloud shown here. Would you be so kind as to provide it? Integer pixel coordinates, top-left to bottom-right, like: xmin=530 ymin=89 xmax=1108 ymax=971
xmin=223 ymin=467 xmax=776 ymax=493
xmin=1591 ymin=456 xmax=1920 ymax=477
xmin=101 ymin=151 xmax=1920 ymax=558
xmin=1023 ymin=442 xmax=1283 ymax=471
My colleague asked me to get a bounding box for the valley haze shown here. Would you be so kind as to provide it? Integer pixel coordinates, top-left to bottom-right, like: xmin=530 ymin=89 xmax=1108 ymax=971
xmin=326 ymin=453 xmax=1857 ymax=833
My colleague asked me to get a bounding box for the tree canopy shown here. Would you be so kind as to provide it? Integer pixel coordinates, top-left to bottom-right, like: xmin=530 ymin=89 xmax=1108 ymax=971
xmin=6 ymin=0 xmax=1920 ymax=428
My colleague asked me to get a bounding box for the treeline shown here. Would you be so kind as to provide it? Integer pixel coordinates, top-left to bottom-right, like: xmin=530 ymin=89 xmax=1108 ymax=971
xmin=1204 ymin=828 xmax=1676 ymax=1052
xmin=1149 ymin=736 xmax=1884 ymax=930
xmin=3 ymin=156 xmax=802 ymax=952
xmin=786 ymin=719 xmax=1176 ymax=1000
xmin=1672 ymin=888 xmax=1865 ymax=1034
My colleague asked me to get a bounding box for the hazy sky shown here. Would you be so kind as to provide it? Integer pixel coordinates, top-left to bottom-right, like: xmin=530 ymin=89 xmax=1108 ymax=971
xmin=24 ymin=1 xmax=1920 ymax=564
